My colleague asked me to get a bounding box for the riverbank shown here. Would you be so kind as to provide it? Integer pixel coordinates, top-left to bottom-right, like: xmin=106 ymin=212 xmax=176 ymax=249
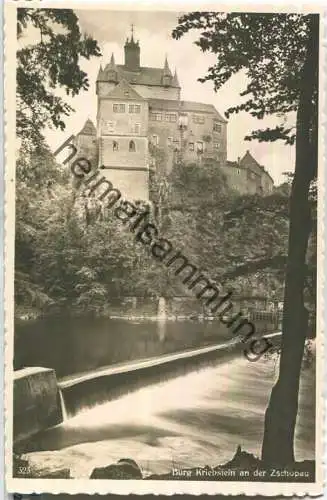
xmin=14 ymin=445 xmax=315 ymax=482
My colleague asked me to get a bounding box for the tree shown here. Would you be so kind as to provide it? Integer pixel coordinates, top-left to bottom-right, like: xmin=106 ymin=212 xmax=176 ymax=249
xmin=17 ymin=8 xmax=101 ymax=148
xmin=173 ymin=12 xmax=318 ymax=465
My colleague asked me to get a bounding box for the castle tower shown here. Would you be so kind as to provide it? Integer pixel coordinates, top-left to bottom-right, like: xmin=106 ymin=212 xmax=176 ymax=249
xmin=97 ymin=78 xmax=149 ymax=201
xmin=96 ymin=54 xmax=118 ymax=97
xmin=124 ymin=25 xmax=140 ymax=71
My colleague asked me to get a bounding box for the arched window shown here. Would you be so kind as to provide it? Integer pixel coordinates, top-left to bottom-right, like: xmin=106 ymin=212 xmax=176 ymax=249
xmin=113 ymin=140 xmax=119 ymax=151
xmin=129 ymin=140 xmax=136 ymax=152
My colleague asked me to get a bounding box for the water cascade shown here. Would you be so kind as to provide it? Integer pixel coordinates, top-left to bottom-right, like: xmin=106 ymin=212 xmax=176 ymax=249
xmin=59 ymin=388 xmax=68 ymax=421
xmin=157 ymin=296 xmax=167 ymax=341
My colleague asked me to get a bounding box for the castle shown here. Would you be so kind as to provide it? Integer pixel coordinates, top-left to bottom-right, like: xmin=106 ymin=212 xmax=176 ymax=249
xmin=74 ymin=30 xmax=274 ymax=200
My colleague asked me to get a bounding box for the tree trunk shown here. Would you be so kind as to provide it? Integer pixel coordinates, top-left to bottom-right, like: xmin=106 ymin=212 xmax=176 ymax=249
xmin=261 ymin=15 xmax=319 ymax=466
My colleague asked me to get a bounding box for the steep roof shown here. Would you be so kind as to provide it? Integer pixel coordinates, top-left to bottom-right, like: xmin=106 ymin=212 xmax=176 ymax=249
xmin=163 ymin=56 xmax=172 ymax=77
xmin=229 ymin=152 xmax=274 ymax=183
xmin=102 ymin=79 xmax=145 ymax=101
xmin=97 ymin=64 xmax=180 ymax=88
xmin=240 ymin=150 xmax=264 ymax=176
xmin=148 ymin=98 xmax=227 ymax=122
xmin=78 ymin=119 xmax=96 ymax=136
xmin=104 ymin=53 xmax=117 ymax=72
xmin=172 ymin=69 xmax=180 ymax=88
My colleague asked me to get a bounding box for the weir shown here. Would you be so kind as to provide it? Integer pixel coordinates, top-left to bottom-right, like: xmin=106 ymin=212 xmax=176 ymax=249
xmin=14 ymin=332 xmax=281 ymax=449
xmin=58 ymin=332 xmax=281 ymax=419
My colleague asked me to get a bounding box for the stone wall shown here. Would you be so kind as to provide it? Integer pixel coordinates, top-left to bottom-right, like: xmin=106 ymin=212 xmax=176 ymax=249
xmin=14 ymin=367 xmax=63 ymax=444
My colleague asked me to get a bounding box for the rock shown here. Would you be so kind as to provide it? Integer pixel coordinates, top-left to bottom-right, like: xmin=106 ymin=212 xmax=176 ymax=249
xmin=90 ymin=458 xmax=142 ymax=479
xmin=35 ymin=468 xmax=70 ymax=479
xmin=13 ymin=454 xmax=70 ymax=479
xmin=217 ymin=445 xmax=260 ymax=471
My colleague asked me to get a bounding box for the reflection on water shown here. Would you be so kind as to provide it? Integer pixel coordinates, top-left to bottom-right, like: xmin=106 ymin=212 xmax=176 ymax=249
xmin=14 ymin=316 xmax=232 ymax=377
xmin=22 ymin=356 xmax=315 ymax=479
xmin=14 ymin=316 xmax=278 ymax=378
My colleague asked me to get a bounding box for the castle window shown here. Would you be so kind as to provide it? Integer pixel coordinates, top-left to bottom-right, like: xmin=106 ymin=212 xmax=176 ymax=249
xmin=189 ymin=142 xmax=194 ymax=151
xmin=152 ymin=135 xmax=159 ymax=145
xmin=132 ymin=123 xmax=141 ymax=134
xmin=150 ymin=112 xmax=162 ymax=121
xmin=213 ymin=122 xmax=222 ymax=133
xmin=113 ymin=103 xmax=125 ymax=113
xmin=193 ymin=115 xmax=205 ymax=124
xmin=103 ymin=120 xmax=115 ymax=134
xmin=165 ymin=113 xmax=177 ymax=122
xmin=196 ymin=141 xmax=204 ymax=152
xmin=129 ymin=104 xmax=141 ymax=114
xmin=167 ymin=137 xmax=173 ymax=146
xmin=113 ymin=141 xmax=119 ymax=151
xmin=173 ymin=139 xmax=180 ymax=151
xmin=214 ymin=142 xmax=220 ymax=149
xmin=129 ymin=140 xmax=136 ymax=152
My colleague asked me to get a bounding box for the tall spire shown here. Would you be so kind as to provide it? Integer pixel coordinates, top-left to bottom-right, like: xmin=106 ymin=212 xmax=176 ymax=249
xmin=162 ymin=56 xmax=172 ymax=87
xmin=172 ymin=68 xmax=180 ymax=87
xmin=131 ymin=23 xmax=135 ymax=42
xmin=108 ymin=52 xmax=116 ymax=69
xmin=163 ymin=55 xmax=172 ymax=75
xmin=96 ymin=64 xmax=104 ymax=81
xmin=103 ymin=53 xmax=118 ymax=82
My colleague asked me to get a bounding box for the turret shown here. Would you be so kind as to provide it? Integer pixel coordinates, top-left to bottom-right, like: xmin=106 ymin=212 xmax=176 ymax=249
xmin=103 ymin=53 xmax=118 ymax=83
xmin=96 ymin=64 xmax=105 ymax=81
xmin=172 ymin=68 xmax=180 ymax=88
xmin=162 ymin=56 xmax=172 ymax=87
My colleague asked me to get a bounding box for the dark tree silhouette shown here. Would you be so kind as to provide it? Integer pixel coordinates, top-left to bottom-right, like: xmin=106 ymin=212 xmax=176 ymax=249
xmin=17 ymin=8 xmax=101 ymax=147
xmin=172 ymin=12 xmax=319 ymax=465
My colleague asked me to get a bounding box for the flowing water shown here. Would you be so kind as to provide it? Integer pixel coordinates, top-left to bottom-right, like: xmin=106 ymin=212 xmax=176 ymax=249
xmin=20 ymin=354 xmax=315 ymax=479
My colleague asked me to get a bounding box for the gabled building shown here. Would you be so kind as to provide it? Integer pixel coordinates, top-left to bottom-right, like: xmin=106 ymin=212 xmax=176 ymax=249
xmin=221 ymin=151 xmax=274 ymax=196
xmin=74 ymin=28 xmax=273 ymax=200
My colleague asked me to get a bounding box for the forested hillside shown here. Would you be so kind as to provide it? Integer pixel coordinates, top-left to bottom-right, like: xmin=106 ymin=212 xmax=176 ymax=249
xmin=15 ymin=140 xmax=303 ymax=320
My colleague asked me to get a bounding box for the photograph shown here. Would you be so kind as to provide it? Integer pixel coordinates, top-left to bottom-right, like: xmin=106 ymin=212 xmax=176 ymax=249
xmin=5 ymin=2 xmax=323 ymax=495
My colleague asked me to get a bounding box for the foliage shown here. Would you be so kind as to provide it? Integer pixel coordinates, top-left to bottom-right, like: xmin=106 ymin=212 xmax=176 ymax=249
xmin=15 ymin=143 xmax=292 ymax=316
xmin=173 ymin=11 xmax=319 ymax=465
xmin=172 ymin=13 xmax=317 ymax=150
xmin=169 ymin=159 xmax=232 ymax=208
xmin=17 ymin=8 xmax=101 ymax=147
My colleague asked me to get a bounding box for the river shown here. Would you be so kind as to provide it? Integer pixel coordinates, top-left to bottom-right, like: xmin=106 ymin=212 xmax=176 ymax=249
xmin=19 ymin=342 xmax=315 ymax=478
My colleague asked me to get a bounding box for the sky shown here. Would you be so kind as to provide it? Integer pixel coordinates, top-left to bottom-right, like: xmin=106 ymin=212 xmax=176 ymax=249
xmin=41 ymin=9 xmax=296 ymax=185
